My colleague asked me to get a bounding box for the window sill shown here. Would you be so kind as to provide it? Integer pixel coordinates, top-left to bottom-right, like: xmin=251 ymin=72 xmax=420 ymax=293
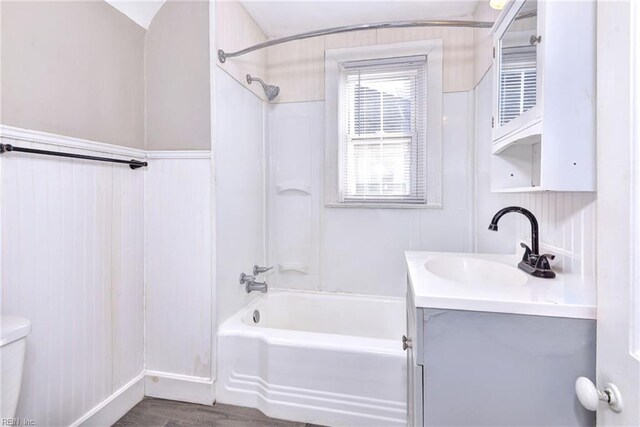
xmin=324 ymin=202 xmax=443 ymax=210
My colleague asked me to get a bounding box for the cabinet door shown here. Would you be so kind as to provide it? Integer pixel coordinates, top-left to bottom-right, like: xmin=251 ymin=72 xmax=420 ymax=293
xmin=407 ymin=349 xmax=423 ymax=427
xmin=406 ymin=285 xmax=423 ymax=427
xmin=493 ymin=0 xmax=540 ymax=142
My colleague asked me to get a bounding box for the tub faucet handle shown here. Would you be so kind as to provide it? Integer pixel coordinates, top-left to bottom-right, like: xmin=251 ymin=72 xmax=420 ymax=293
xmin=253 ymin=265 xmax=273 ymax=275
xmin=239 ymin=273 xmax=256 ymax=284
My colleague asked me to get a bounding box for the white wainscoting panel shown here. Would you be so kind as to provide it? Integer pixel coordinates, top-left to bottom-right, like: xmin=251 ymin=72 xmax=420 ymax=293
xmin=144 ymin=154 xmax=213 ymax=384
xmin=516 ymin=192 xmax=596 ymax=278
xmin=111 ymin=161 xmax=145 ymax=391
xmin=1 ymin=132 xmax=145 ymax=426
xmin=473 ymin=71 xmax=596 ymax=286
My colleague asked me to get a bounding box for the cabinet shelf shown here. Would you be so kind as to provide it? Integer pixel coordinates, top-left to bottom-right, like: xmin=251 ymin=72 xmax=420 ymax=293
xmin=491 ymin=118 xmax=542 ymax=155
xmin=492 ymin=186 xmax=548 ymax=193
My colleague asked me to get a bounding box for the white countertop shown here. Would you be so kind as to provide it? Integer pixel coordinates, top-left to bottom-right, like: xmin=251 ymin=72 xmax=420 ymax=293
xmin=406 ymin=251 xmax=596 ymax=319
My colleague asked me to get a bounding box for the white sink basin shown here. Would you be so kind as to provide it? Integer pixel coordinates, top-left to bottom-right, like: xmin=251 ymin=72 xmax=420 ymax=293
xmin=406 ymin=251 xmax=596 ymax=319
xmin=424 ymin=257 xmax=528 ymax=287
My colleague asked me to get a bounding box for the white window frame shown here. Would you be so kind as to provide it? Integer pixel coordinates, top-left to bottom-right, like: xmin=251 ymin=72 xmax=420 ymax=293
xmin=324 ymin=40 xmax=443 ymax=209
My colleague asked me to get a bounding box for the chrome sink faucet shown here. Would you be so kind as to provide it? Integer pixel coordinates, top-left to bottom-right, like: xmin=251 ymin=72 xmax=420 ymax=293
xmin=239 ymin=265 xmax=273 ymax=293
xmin=488 ymin=206 xmax=556 ymax=279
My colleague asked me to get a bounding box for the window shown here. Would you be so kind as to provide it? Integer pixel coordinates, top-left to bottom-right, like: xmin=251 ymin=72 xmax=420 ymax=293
xmin=499 ymin=46 xmax=537 ymax=126
xmin=325 ymin=41 xmax=443 ymax=208
xmin=340 ymin=56 xmax=427 ymax=203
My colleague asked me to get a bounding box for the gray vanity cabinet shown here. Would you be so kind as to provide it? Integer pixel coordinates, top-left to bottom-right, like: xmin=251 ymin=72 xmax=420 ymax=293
xmin=406 ymin=293 xmax=597 ymax=426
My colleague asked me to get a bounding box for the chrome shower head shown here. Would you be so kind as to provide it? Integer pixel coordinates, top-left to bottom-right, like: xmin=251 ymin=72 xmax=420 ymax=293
xmin=246 ymin=74 xmax=280 ymax=102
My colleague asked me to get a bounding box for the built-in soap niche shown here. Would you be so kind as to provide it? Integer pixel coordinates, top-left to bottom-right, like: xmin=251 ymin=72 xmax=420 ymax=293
xmin=276 ymin=183 xmax=312 ymax=194
xmin=273 ymin=192 xmax=311 ymax=274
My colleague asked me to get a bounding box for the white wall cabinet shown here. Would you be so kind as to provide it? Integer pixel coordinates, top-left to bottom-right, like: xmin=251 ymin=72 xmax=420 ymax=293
xmin=490 ymin=0 xmax=596 ymax=192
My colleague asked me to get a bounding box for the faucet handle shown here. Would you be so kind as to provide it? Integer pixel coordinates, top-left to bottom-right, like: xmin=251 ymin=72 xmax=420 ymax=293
xmin=239 ymin=273 xmax=256 ymax=284
xmin=532 ymin=254 xmax=557 ymax=278
xmin=519 ymin=242 xmax=533 ymax=262
xmin=253 ymin=265 xmax=273 ymax=276
xmin=535 ymin=254 xmax=555 ymax=269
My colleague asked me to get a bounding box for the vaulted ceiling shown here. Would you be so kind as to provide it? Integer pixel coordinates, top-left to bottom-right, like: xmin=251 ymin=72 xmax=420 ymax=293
xmin=104 ymin=0 xmax=165 ymax=29
xmin=104 ymin=0 xmax=481 ymax=35
xmin=239 ymin=0 xmax=481 ymax=38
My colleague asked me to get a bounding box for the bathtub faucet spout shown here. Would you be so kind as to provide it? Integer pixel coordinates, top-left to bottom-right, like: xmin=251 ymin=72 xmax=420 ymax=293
xmin=240 ymin=272 xmax=268 ymax=293
xmin=246 ymin=280 xmax=268 ymax=293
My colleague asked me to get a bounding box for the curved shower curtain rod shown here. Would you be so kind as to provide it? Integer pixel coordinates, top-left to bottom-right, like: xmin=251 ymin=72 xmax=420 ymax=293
xmin=217 ymin=19 xmax=494 ymax=63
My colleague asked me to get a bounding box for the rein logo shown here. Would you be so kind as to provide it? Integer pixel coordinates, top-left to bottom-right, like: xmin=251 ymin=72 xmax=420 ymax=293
xmin=1 ymin=419 xmax=35 ymax=426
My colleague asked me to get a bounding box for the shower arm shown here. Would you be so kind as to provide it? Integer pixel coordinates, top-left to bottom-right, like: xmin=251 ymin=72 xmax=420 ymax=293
xmin=217 ymin=19 xmax=494 ymax=63
xmin=246 ymin=75 xmax=266 ymax=87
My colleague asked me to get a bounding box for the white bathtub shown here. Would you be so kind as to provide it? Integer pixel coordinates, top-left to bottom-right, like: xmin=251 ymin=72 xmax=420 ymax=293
xmin=216 ymin=290 xmax=407 ymax=426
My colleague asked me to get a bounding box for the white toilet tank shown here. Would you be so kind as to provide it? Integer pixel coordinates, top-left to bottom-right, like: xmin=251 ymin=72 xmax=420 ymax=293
xmin=1 ymin=316 xmax=31 ymax=419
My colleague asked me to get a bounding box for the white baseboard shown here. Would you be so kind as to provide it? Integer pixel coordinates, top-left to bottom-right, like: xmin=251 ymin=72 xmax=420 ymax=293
xmin=144 ymin=370 xmax=215 ymax=405
xmin=71 ymin=373 xmax=145 ymax=427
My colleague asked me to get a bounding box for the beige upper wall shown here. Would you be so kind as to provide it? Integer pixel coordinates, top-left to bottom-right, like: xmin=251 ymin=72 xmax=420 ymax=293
xmin=145 ymin=0 xmax=211 ymax=151
xmin=1 ymin=1 xmax=145 ymax=149
xmin=0 ymin=0 xmax=494 ymax=147
xmin=266 ymin=26 xmax=475 ymax=103
xmin=215 ymin=0 xmax=268 ymax=101
xmin=472 ymin=1 xmax=500 ymax=87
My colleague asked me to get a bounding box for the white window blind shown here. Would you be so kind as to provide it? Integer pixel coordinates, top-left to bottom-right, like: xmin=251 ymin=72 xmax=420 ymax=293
xmin=339 ymin=56 xmax=427 ymax=204
xmin=499 ymin=46 xmax=537 ymax=126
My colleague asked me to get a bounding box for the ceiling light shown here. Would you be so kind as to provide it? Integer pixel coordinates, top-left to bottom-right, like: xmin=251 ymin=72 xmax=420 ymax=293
xmin=490 ymin=0 xmax=508 ymax=10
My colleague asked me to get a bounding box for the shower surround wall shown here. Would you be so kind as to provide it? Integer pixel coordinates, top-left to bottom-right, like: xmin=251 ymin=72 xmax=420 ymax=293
xmin=214 ymin=0 xmax=269 ymax=325
xmin=211 ymin=0 xmax=527 ymax=297
xmin=214 ymin=69 xmax=266 ymax=324
xmin=262 ymin=18 xmax=479 ymax=297
xmin=267 ymin=95 xmax=475 ymax=296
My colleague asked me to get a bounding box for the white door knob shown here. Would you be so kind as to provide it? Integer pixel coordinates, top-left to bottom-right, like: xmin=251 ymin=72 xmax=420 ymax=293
xmin=575 ymin=377 xmax=624 ymax=413
xmin=575 ymin=377 xmax=601 ymax=411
